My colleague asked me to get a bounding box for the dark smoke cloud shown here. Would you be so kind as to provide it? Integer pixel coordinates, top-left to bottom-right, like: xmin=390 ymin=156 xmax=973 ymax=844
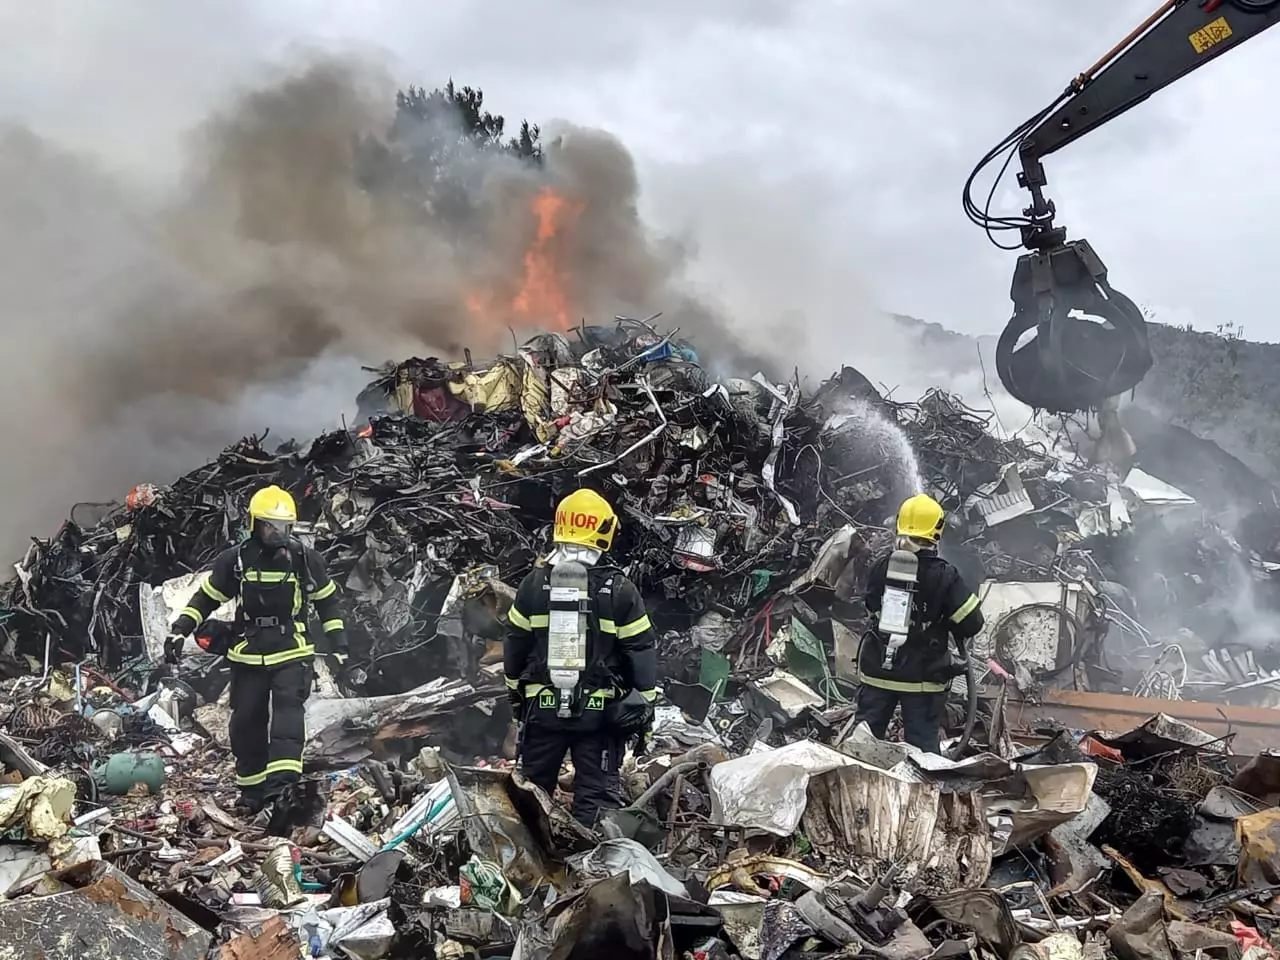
xmin=0 ymin=54 xmax=763 ymax=557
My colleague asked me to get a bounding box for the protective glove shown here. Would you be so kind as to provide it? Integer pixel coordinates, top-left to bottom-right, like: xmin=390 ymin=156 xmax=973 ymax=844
xmin=163 ymin=633 xmax=185 ymax=665
xmin=327 ymin=631 xmax=351 ymax=672
xmin=507 ymin=685 xmax=526 ymax=723
xmin=632 ymin=688 xmax=658 ymax=756
xmin=341 ymin=660 xmax=369 ymax=689
xmin=330 ymin=652 xmax=369 ymax=690
xmin=632 ymin=729 xmax=654 ymax=757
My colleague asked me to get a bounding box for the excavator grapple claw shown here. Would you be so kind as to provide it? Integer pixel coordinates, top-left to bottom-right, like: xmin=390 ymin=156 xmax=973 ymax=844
xmin=995 ymin=238 xmax=1153 ymax=414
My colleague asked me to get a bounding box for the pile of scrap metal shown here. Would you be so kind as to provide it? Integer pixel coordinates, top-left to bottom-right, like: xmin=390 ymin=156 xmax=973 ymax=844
xmin=3 ymin=319 xmax=1280 ymax=741
xmin=0 ymin=320 xmax=965 ymax=698
xmin=2 ymin=318 xmax=1280 ymax=955
xmin=6 ymin=651 xmax=1280 ymax=960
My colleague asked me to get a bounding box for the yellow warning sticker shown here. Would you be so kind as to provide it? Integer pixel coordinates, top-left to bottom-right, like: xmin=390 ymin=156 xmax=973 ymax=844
xmin=1189 ymin=15 xmax=1233 ymax=54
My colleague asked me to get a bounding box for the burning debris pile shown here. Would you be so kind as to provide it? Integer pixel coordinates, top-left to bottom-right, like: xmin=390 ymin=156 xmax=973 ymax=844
xmin=4 ymin=320 xmax=1280 ymax=957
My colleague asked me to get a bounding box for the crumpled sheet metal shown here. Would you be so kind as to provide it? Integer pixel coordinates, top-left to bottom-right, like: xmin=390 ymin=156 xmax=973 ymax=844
xmin=0 ymin=860 xmax=209 ymax=960
xmin=530 ymin=873 xmax=676 ymax=960
xmin=802 ymin=761 xmax=992 ymax=887
xmin=1235 ymin=807 xmax=1280 ymax=889
xmin=989 ymin=761 xmax=1098 ymax=855
xmin=0 ymin=775 xmax=76 ymax=840
xmin=707 ymin=855 xmax=828 ymax=899
xmin=707 ymin=739 xmax=857 ymax=836
xmin=447 ymin=765 xmax=564 ymax=895
xmin=1108 ymin=888 xmax=1175 ymax=960
xmin=304 ymin=678 xmax=493 ymax=765
xmin=568 ymin=838 xmax=687 ymax=898
xmin=913 ymin=888 xmax=1020 ymax=958
xmin=1186 ymin=787 xmax=1262 ymax=868
xmin=218 ymin=916 xmax=301 ymax=960
xmin=1101 ymin=712 xmax=1231 ymax=758
xmin=1045 ymin=791 xmax=1112 ymax=895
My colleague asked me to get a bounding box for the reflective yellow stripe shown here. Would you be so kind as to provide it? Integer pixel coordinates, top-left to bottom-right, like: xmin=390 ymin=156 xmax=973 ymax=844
xmin=508 ymin=606 xmax=532 ymax=630
xmin=235 ymin=758 xmax=303 ymax=787
xmin=505 ymin=676 xmax=520 ymax=689
xmin=322 ymin=619 xmax=344 ymax=633
xmin=311 ymin=580 xmax=336 ymax=601
xmin=599 ymin=619 xmax=617 ymax=634
xmin=226 ymin=639 xmax=314 ymax=667
xmin=858 ymin=673 xmax=948 ymax=694
xmin=243 ymin=570 xmax=293 ymax=583
xmin=639 ymin=688 xmax=658 ymax=702
xmin=950 ymin=594 xmax=980 ymax=623
xmin=261 ymin=643 xmax=314 ymax=666
xmin=529 ymin=614 xmax=550 ymax=628
xmin=227 ymin=640 xmax=261 ymax=665
xmin=201 ymin=579 xmax=232 ymax=604
xmin=180 ymin=606 xmax=204 ymax=627
xmin=616 ymin=615 xmax=652 ymax=639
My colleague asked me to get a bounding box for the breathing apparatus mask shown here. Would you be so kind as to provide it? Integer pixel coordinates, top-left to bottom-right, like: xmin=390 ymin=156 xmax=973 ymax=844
xmin=254 ymin=518 xmax=294 ymax=551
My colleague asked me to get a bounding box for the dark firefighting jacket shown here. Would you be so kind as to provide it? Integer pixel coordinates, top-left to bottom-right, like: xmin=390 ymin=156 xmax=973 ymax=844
xmin=171 ymin=539 xmax=345 ymax=669
xmin=858 ymin=549 xmax=984 ymax=693
xmin=504 ymin=564 xmax=657 ymax=711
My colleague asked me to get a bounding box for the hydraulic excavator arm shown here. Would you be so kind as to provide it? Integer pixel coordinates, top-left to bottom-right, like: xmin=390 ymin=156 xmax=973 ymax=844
xmin=965 ymin=0 xmax=1280 ymax=414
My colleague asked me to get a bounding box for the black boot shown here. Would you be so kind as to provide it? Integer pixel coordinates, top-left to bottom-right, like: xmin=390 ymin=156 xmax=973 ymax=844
xmin=233 ymin=789 xmax=265 ymax=817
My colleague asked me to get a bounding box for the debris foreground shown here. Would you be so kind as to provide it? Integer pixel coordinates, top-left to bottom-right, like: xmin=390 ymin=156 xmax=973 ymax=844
xmin=3 ymin=320 xmax=1280 ymax=959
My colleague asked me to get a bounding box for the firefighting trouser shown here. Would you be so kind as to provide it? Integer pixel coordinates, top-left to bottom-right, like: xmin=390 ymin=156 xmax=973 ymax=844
xmin=854 ymin=684 xmax=946 ymax=754
xmin=228 ymin=659 xmax=311 ymax=800
xmin=519 ymin=707 xmax=623 ymax=827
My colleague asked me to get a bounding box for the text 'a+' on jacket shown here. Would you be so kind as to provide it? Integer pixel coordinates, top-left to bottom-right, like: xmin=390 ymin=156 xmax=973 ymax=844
xmin=859 ymin=551 xmax=985 ymax=694
xmin=170 ymin=539 xmax=347 ymax=668
xmin=503 ymin=564 xmax=659 ymax=703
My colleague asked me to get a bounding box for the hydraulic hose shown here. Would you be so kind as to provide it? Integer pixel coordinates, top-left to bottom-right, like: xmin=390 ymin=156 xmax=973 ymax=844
xmin=948 ymin=655 xmax=978 ymax=761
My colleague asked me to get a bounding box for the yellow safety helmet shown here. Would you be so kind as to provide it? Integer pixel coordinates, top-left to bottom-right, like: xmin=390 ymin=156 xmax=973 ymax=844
xmin=554 ymin=489 xmax=618 ymax=552
xmin=897 ymin=493 xmax=945 ymax=543
xmin=248 ymin=485 xmax=298 ymax=549
xmin=248 ymin=485 xmax=298 ymax=524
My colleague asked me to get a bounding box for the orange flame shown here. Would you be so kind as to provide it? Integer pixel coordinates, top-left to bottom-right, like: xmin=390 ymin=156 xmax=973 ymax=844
xmin=465 ymin=187 xmax=584 ymax=334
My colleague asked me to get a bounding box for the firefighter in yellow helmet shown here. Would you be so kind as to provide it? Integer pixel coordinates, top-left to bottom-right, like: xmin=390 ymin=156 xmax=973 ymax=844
xmin=855 ymin=493 xmax=984 ymax=754
xmin=165 ymin=485 xmax=351 ymax=814
xmin=504 ymin=489 xmax=658 ymax=826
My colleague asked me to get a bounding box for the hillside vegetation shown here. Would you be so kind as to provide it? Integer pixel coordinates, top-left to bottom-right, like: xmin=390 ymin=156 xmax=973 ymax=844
xmin=1135 ymin=320 xmax=1280 ymax=487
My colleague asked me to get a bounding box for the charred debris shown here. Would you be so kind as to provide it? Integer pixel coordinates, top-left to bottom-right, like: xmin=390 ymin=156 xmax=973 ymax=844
xmin=3 ymin=318 xmax=1280 ymax=958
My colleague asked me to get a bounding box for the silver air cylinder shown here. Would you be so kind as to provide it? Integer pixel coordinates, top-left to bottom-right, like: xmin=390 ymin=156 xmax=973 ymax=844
xmin=878 ymin=548 xmax=919 ymax=669
xmin=546 ymin=559 xmax=590 ymax=718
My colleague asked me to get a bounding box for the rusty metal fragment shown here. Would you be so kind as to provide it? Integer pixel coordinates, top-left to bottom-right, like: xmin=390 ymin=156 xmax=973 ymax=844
xmin=0 ymin=860 xmax=210 ymax=960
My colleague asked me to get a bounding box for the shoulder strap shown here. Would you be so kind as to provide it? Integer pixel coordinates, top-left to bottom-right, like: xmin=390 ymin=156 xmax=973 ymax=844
xmin=594 ymin=571 xmax=618 ymax=631
xmin=289 ymin=540 xmax=314 ymax=592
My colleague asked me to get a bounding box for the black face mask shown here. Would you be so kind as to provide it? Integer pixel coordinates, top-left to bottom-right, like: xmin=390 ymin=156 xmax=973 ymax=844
xmin=254 ymin=519 xmax=292 ymax=550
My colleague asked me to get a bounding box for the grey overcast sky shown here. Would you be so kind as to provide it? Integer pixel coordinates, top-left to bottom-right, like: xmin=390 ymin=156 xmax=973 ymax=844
xmin=2 ymin=0 xmax=1278 ymax=342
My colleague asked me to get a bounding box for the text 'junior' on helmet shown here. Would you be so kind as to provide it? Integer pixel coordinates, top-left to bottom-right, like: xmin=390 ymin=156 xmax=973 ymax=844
xmin=554 ymin=489 xmax=618 ymax=552
xmin=897 ymin=493 xmax=945 ymax=543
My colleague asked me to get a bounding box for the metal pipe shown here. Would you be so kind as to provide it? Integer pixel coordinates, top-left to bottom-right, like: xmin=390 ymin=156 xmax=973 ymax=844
xmin=630 ymin=760 xmax=705 ymax=812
